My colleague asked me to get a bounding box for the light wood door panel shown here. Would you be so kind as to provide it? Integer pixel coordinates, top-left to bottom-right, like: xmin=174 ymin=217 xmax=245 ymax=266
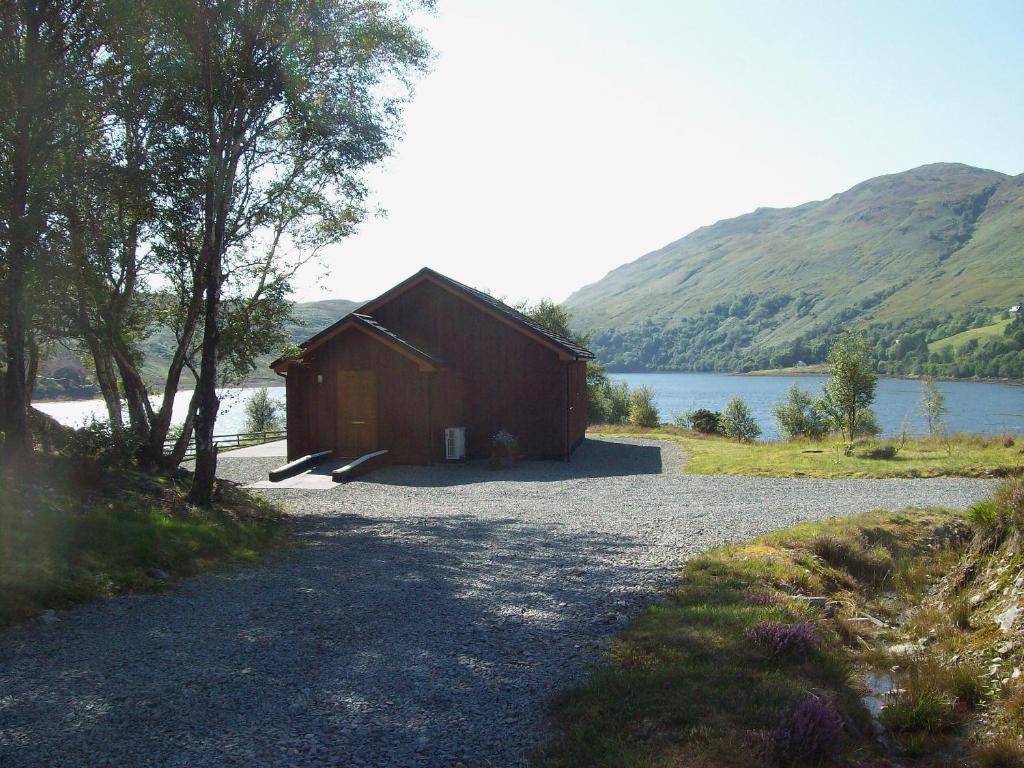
xmin=336 ymin=370 xmax=378 ymax=456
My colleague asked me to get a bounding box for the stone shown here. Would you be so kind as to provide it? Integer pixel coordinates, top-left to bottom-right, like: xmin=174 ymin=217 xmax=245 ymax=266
xmin=37 ymin=610 xmax=58 ymax=626
xmin=996 ymin=604 xmax=1020 ymax=633
xmin=147 ymin=568 xmax=171 ymax=581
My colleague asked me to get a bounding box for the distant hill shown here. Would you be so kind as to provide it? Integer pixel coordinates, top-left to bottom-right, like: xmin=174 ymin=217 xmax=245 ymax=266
xmin=566 ymin=163 xmax=1024 ymax=376
xmin=35 ymin=298 xmax=361 ymax=399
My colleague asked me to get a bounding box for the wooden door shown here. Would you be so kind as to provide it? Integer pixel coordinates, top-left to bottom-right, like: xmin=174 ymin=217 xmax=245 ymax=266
xmin=336 ymin=371 xmax=378 ymax=456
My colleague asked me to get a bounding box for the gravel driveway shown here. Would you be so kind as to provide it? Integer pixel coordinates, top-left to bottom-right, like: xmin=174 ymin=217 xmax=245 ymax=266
xmin=0 ymin=438 xmax=997 ymax=768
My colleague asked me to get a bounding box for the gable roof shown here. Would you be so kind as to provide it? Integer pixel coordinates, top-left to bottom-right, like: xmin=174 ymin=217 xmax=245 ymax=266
xmin=271 ymin=267 xmax=594 ymax=371
xmin=359 ymin=267 xmax=594 ymax=360
xmin=270 ymin=312 xmax=439 ymax=372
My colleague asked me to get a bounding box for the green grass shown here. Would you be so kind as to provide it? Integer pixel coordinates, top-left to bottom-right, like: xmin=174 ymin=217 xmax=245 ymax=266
xmin=928 ymin=315 xmax=1013 ymax=353
xmin=0 ymin=456 xmax=289 ymax=628
xmin=590 ymin=425 xmax=1023 ymax=478
xmin=541 ymin=509 xmax=969 ymax=767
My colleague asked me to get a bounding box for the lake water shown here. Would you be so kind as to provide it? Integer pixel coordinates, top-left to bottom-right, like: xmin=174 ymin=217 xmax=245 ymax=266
xmin=610 ymin=372 xmax=1024 ymax=440
xmin=35 ymin=373 xmax=1023 ymax=442
xmin=35 ymin=387 xmax=288 ymax=439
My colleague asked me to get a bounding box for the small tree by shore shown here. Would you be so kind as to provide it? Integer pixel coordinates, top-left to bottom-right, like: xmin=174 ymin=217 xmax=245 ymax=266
xmin=722 ymin=397 xmax=761 ymax=442
xmin=818 ymin=333 xmax=878 ymax=454
xmin=628 ymin=386 xmax=660 ymax=428
xmin=920 ymin=378 xmax=947 ymax=436
xmin=243 ymin=388 xmax=283 ymax=435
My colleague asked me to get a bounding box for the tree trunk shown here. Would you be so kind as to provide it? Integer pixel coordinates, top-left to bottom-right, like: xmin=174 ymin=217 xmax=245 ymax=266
xmin=1 ymin=112 xmax=33 ymax=463
xmin=87 ymin=338 xmax=123 ymax=428
xmin=167 ymin=387 xmax=201 ymax=469
xmin=189 ymin=241 xmax=222 ymax=505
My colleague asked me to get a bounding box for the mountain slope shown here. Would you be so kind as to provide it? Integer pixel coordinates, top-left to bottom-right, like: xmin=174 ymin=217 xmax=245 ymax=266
xmin=566 ymin=163 xmax=1024 ymax=371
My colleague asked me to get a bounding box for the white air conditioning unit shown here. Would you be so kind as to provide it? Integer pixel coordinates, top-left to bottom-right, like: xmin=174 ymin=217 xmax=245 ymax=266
xmin=444 ymin=426 xmax=466 ymax=461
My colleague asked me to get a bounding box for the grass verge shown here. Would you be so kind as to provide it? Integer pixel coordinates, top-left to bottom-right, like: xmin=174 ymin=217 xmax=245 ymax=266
xmin=540 ymin=507 xmax=1012 ymax=767
xmin=590 ymin=425 xmax=1023 ymax=478
xmin=0 ymin=455 xmax=289 ymax=629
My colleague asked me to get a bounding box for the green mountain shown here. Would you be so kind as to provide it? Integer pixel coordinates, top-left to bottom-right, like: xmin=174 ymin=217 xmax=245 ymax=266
xmin=36 ymin=298 xmax=361 ymax=399
xmin=566 ymin=163 xmax=1024 ymax=376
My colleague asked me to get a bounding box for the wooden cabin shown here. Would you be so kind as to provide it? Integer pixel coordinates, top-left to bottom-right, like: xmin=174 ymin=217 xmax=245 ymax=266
xmin=270 ymin=268 xmax=593 ymax=464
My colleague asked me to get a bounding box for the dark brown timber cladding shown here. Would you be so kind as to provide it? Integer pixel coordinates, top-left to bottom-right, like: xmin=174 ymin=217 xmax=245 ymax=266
xmin=371 ymin=279 xmax=567 ymax=460
xmin=282 ymin=328 xmax=431 ymax=464
xmin=567 ymin=360 xmax=588 ymax=452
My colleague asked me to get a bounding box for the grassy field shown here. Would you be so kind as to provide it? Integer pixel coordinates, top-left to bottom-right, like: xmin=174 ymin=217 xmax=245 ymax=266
xmin=590 ymin=425 xmax=1023 ymax=478
xmin=541 ymin=503 xmax=1015 ymax=767
xmin=928 ymin=315 xmax=1013 ymax=353
xmin=0 ymin=457 xmax=290 ymax=629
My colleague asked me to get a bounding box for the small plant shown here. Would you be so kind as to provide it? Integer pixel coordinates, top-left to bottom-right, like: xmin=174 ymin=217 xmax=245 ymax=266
xmin=1004 ymin=435 xmax=1017 ymax=449
xmin=920 ymin=378 xmax=948 ymax=436
xmin=770 ymin=693 xmax=844 ymax=767
xmin=746 ymin=621 xmax=817 ymax=658
xmin=861 ymin=444 xmax=898 ymax=460
xmin=686 ymin=408 xmax=722 ymax=435
xmin=977 ymin=736 xmax=1024 ymax=768
xmin=243 ymin=387 xmax=284 ymax=435
xmin=879 ymin=688 xmax=956 ymax=733
xmin=721 ymin=397 xmax=761 ymax=442
xmin=488 ymin=430 xmax=518 ymax=469
xmin=950 ymin=593 xmax=972 ymax=630
xmin=64 ymin=418 xmax=141 ymax=468
xmin=627 ymin=386 xmax=660 ymax=428
xmin=773 ymin=383 xmax=829 ymax=441
xmin=745 ymin=590 xmax=784 ymax=607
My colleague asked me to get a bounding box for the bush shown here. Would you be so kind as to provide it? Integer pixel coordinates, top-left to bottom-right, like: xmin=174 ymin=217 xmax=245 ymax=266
xmin=686 ymin=408 xmax=722 ymax=435
xmin=879 ymin=689 xmax=956 ymax=733
xmin=746 ymin=622 xmax=817 ymax=658
xmin=853 ymin=407 xmax=882 ymax=438
xmin=63 ymin=418 xmax=141 ymax=467
xmin=773 ymin=383 xmax=829 ymax=440
xmin=770 ymin=693 xmax=844 ymax=767
xmin=627 ymin=386 xmax=659 ymax=428
xmin=243 ymin=387 xmax=284 ymax=434
xmin=721 ymin=397 xmax=761 ymax=442
xmin=861 ymin=444 xmax=898 ymax=460
xmin=976 ymin=737 xmax=1024 ymax=768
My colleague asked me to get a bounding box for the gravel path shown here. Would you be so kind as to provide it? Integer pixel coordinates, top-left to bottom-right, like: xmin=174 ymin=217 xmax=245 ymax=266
xmin=0 ymin=438 xmax=997 ymax=767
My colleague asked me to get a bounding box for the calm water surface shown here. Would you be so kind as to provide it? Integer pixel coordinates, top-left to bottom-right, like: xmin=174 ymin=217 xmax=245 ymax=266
xmin=610 ymin=372 xmax=1023 ymax=440
xmin=35 ymin=374 xmax=1023 ymax=442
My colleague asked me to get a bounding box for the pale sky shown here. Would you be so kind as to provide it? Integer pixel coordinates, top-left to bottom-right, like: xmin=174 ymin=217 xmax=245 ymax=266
xmin=290 ymin=0 xmax=1024 ymax=306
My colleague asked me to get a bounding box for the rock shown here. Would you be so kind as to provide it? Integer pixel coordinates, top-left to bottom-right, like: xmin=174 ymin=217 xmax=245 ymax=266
xmin=37 ymin=610 xmax=59 ymax=626
xmin=147 ymin=568 xmax=171 ymax=581
xmin=969 ymin=594 xmax=983 ymax=607
xmin=996 ymin=604 xmax=1020 ymax=633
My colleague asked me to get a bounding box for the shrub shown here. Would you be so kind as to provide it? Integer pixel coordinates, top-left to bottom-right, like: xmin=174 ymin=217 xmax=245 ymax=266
xmin=687 ymin=408 xmax=722 ymax=435
xmin=773 ymin=383 xmax=829 ymax=440
xmin=243 ymin=387 xmax=284 ymax=434
xmin=861 ymin=445 xmax=898 ymax=460
xmin=852 ymin=407 xmax=882 ymax=438
xmin=721 ymin=397 xmax=761 ymax=442
xmin=746 ymin=621 xmax=817 ymax=658
xmin=818 ymin=333 xmax=878 ymax=452
xmin=627 ymin=386 xmax=659 ymax=428
xmin=879 ymin=689 xmax=956 ymax=733
xmin=63 ymin=418 xmax=141 ymax=467
xmin=1004 ymin=435 xmax=1017 ymax=449
xmin=770 ymin=693 xmax=844 ymax=767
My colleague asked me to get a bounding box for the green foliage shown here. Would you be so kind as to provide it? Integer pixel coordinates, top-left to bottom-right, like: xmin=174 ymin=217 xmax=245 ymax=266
xmin=627 ymin=386 xmax=660 ymax=428
xmin=63 ymin=419 xmax=141 ymax=467
xmin=920 ymin=378 xmax=947 ymax=435
xmin=968 ymin=477 xmax=1024 ymax=538
xmin=819 ymin=333 xmax=878 ymax=452
xmin=686 ymin=408 xmax=722 ymax=435
xmin=772 ymin=383 xmax=829 ymax=440
xmin=720 ymin=397 xmax=761 ymax=442
xmin=242 ymin=388 xmax=284 ymax=435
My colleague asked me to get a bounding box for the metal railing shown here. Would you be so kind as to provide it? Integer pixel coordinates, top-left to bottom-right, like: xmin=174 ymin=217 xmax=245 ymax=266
xmin=167 ymin=429 xmax=287 ymax=461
